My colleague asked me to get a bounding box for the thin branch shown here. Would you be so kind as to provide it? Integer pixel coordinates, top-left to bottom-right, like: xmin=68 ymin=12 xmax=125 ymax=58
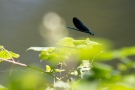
xmin=0 ymin=58 xmax=27 ymax=66
xmin=0 ymin=58 xmax=59 ymax=80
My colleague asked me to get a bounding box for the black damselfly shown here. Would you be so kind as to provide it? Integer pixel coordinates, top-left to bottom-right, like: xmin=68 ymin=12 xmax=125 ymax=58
xmin=67 ymin=17 xmax=94 ymax=36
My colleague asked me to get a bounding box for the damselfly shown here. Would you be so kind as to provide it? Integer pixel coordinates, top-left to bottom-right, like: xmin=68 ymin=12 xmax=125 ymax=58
xmin=67 ymin=17 xmax=94 ymax=36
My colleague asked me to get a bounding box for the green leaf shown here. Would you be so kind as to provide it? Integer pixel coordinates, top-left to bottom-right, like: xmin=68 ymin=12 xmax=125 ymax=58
xmin=120 ymin=46 xmax=135 ymax=57
xmin=0 ymin=51 xmax=19 ymax=59
xmin=9 ymin=51 xmax=20 ymax=58
xmin=29 ymin=38 xmax=104 ymax=62
xmin=85 ymin=38 xmax=101 ymax=45
xmin=91 ymin=62 xmax=114 ymax=80
xmin=39 ymin=51 xmax=50 ymax=60
xmin=45 ymin=65 xmax=52 ymax=72
xmin=96 ymin=46 xmax=135 ymax=61
xmin=93 ymin=62 xmax=113 ymax=73
xmin=27 ymin=47 xmax=55 ymax=51
xmin=56 ymin=37 xmax=75 ymax=47
xmin=73 ymin=38 xmax=101 ymax=46
xmin=0 ymin=50 xmax=19 ymax=61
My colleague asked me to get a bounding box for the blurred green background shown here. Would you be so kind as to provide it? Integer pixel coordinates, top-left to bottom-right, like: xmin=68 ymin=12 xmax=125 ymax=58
xmin=0 ymin=0 xmax=135 ymax=88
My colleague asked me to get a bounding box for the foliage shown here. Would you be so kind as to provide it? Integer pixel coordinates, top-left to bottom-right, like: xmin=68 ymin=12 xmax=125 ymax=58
xmin=28 ymin=37 xmax=102 ymax=63
xmin=0 ymin=45 xmax=19 ymax=61
xmin=1 ymin=37 xmax=135 ymax=90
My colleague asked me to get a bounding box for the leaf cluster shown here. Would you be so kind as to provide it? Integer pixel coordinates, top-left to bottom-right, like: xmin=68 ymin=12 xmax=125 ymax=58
xmin=1 ymin=37 xmax=135 ymax=90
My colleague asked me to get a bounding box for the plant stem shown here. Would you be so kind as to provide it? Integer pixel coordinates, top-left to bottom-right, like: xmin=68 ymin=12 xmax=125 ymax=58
xmin=0 ymin=58 xmax=59 ymax=80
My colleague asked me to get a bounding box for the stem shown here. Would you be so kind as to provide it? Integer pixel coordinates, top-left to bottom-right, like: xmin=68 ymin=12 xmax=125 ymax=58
xmin=0 ymin=58 xmax=27 ymax=66
xmin=0 ymin=58 xmax=59 ymax=80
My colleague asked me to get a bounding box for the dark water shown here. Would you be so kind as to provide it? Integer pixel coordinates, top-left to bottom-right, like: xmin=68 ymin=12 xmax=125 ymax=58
xmin=0 ymin=0 xmax=135 ymax=85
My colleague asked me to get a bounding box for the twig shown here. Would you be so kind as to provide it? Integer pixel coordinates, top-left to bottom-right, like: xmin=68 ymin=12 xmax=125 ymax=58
xmin=0 ymin=58 xmax=27 ymax=66
xmin=0 ymin=58 xmax=59 ymax=80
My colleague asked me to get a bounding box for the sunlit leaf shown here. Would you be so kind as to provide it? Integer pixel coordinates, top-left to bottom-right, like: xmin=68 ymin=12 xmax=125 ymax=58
xmin=45 ymin=65 xmax=52 ymax=72
xmin=73 ymin=40 xmax=86 ymax=45
xmin=0 ymin=50 xmax=19 ymax=60
xmin=27 ymin=47 xmax=55 ymax=51
xmin=56 ymin=37 xmax=75 ymax=47
xmin=85 ymin=38 xmax=101 ymax=45
xmin=37 ymin=38 xmax=104 ymax=62
xmin=9 ymin=51 xmax=20 ymax=58
xmin=39 ymin=51 xmax=50 ymax=60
